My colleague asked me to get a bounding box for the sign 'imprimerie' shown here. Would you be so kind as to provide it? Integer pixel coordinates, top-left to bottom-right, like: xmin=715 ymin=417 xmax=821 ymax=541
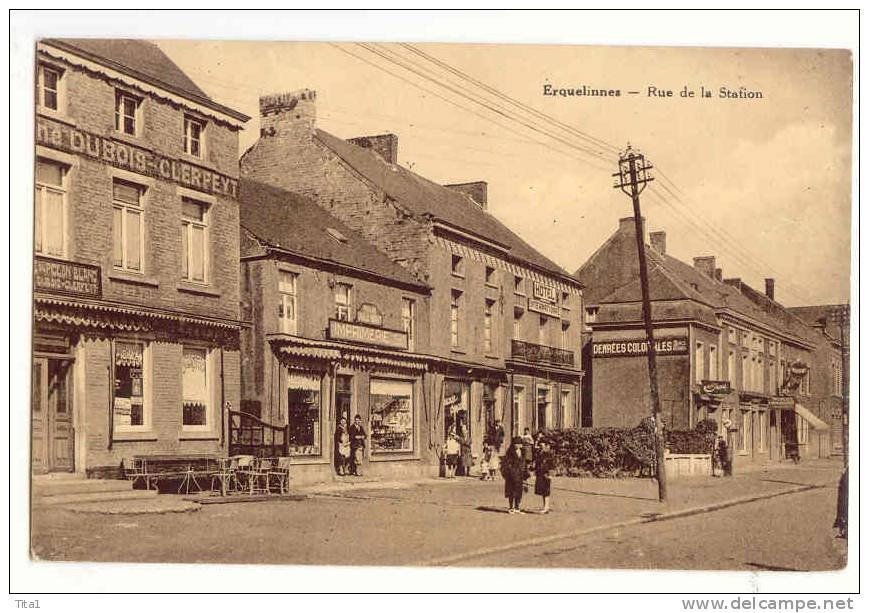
xmin=328 ymin=319 xmax=408 ymax=350
xmin=592 ymin=336 xmax=689 ymax=358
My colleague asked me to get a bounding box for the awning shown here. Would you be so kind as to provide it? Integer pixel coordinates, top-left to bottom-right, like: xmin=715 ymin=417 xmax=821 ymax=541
xmin=795 ymin=403 xmax=830 ymax=431
xmin=270 ymin=334 xmax=428 ymax=372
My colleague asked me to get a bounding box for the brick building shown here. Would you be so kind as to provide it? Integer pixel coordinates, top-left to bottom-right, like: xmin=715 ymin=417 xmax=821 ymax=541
xmin=32 ymin=39 xmax=249 ymax=476
xmin=239 ymin=179 xmax=434 ymax=482
xmin=240 ymin=89 xmax=585 ymax=465
xmin=576 ymin=217 xmax=838 ymax=467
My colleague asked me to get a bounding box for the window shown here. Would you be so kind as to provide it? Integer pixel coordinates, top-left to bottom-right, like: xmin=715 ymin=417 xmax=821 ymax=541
xmin=444 ymin=380 xmax=470 ymax=440
xmin=278 ymin=271 xmax=297 ymax=334
xmin=450 ymin=290 xmax=462 ymax=348
xmin=484 ymin=299 xmax=495 ymax=354
xmin=483 ymin=383 xmax=498 ymax=441
xmin=799 ymin=367 xmax=811 ymax=396
xmin=561 ymin=321 xmax=570 ymax=350
xmin=797 ymin=414 xmax=809 ymax=445
xmin=112 ymin=180 xmax=144 ymax=272
xmin=539 ymin=315 xmax=548 ymax=347
xmin=370 ymin=379 xmax=414 ymax=453
xmin=181 ymin=197 xmax=208 ymax=283
xmin=182 ymin=347 xmax=210 ymax=428
xmin=728 ymin=350 xmax=736 ymax=382
xmin=34 ymin=159 xmax=67 ymax=257
xmin=513 ymin=386 xmax=525 ymax=431
xmin=561 ymin=389 xmax=574 ymax=429
xmin=728 ymin=327 xmax=736 ymax=344
xmin=513 ymin=307 xmax=523 ymax=340
xmin=451 ymin=254 xmax=464 ymax=277
xmin=780 ymin=359 xmax=786 ymax=390
xmin=287 ymin=372 xmax=322 ymax=456
xmin=37 ymin=64 xmax=62 ymax=111
xmin=770 ymin=341 xmax=777 ymax=357
xmin=741 ymin=331 xmax=750 ymax=348
xmin=514 ymin=275 xmax=525 ymax=295
xmin=183 ymin=115 xmax=205 ymax=158
xmin=561 ymin=291 xmax=570 ymax=309
xmin=757 ymin=411 xmax=767 ymax=452
xmin=335 ymin=283 xmax=352 ymax=321
xmin=536 ymin=386 xmax=552 ymax=430
xmin=336 ymin=375 xmax=353 ymax=425
xmin=832 ymin=360 xmax=843 ymax=397
xmin=113 ymin=341 xmax=147 ymax=430
xmin=115 ymin=91 xmax=140 ymax=135
xmin=585 ymin=307 xmax=599 ymax=325
xmin=485 ymin=266 xmax=497 ymax=286
xmin=740 ymin=410 xmax=751 ymax=452
xmin=401 ymin=298 xmax=416 ymax=351
xmin=695 ymin=342 xmax=705 ymax=383
xmin=709 ymin=345 xmax=718 ymax=380
xmin=741 ymin=355 xmax=748 ymax=390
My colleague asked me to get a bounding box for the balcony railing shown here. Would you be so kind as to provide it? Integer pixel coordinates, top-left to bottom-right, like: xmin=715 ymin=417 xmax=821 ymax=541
xmin=511 ymin=339 xmax=575 ymax=367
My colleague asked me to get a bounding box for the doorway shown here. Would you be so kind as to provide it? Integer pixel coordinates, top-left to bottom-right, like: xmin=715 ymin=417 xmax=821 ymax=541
xmin=32 ymin=357 xmax=74 ymax=473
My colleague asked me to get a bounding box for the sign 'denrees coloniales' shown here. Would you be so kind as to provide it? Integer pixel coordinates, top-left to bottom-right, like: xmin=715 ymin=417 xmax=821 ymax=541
xmin=592 ymin=336 xmax=689 ymax=358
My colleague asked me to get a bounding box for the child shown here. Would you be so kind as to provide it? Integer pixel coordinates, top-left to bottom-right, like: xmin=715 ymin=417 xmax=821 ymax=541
xmin=479 ymin=444 xmax=492 ymax=480
xmin=487 ymin=443 xmax=500 ymax=480
xmin=443 ymin=430 xmax=460 ymax=479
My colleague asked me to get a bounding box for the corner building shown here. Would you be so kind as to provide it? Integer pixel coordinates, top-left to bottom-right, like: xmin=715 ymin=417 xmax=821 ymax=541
xmin=576 ymin=217 xmax=838 ymax=468
xmin=32 ymin=39 xmax=249 ymax=476
xmin=241 ymin=89 xmax=585 ymax=467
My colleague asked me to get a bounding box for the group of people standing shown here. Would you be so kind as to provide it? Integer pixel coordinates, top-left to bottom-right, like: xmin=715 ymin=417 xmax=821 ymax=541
xmin=334 ymin=415 xmax=368 ymax=476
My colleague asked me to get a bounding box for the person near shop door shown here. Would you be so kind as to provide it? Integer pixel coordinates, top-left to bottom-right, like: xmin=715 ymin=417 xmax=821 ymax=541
xmin=718 ymin=435 xmax=733 ymax=477
xmin=501 ymin=437 xmax=530 ymax=514
xmin=457 ymin=417 xmax=472 ymax=476
xmin=334 ymin=417 xmax=352 ymax=476
xmin=534 ymin=439 xmax=555 ymax=514
xmin=349 ymin=415 xmax=367 ymax=477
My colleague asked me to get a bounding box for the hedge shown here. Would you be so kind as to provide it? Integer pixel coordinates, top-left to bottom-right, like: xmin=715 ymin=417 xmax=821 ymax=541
xmin=538 ymin=418 xmax=719 ymax=478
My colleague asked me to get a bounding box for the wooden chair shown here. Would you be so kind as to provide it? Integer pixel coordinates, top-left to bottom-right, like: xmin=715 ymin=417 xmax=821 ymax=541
xmin=234 ymin=455 xmax=256 ymax=494
xmin=269 ymin=457 xmax=292 ymax=494
xmin=211 ymin=457 xmax=239 ymax=496
xmin=249 ymin=458 xmax=272 ymax=495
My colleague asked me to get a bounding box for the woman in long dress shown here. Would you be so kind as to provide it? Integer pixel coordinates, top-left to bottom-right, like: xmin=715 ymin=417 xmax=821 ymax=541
xmin=501 ymin=437 xmax=530 ymax=514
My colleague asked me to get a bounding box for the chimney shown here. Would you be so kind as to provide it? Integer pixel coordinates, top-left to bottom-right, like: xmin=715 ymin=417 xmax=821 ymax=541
xmin=259 ymin=89 xmax=317 ymax=139
xmin=724 ymin=278 xmax=742 ymax=291
xmin=714 ymin=268 xmax=723 ymax=282
xmin=618 ymin=216 xmax=645 ymax=237
xmin=347 ymin=133 xmax=399 ymax=164
xmin=649 ymin=231 xmax=666 ymax=254
xmin=693 ymin=256 xmax=716 ymax=279
xmin=765 ymin=278 xmax=775 ymax=301
xmin=445 ymin=181 xmax=488 ymax=209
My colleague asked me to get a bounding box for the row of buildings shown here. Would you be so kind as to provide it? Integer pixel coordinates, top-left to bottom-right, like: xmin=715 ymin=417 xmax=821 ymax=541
xmin=31 ymin=39 xmax=847 ymax=484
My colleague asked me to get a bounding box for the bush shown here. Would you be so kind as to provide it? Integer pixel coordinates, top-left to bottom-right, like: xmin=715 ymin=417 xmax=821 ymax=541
xmin=538 ymin=418 xmax=718 ymax=478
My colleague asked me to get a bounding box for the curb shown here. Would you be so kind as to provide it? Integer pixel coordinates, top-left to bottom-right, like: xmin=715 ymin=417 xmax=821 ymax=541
xmin=66 ymin=500 xmax=203 ymax=515
xmin=419 ymin=483 xmax=820 ymax=567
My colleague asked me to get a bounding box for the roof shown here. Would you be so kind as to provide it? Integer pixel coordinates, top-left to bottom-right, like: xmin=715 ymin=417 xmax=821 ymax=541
xmin=239 ymin=178 xmax=428 ymax=292
xmin=42 ymin=38 xmax=249 ymax=122
xmin=788 ymin=304 xmax=849 ymax=343
xmin=314 ymin=129 xmax=578 ymax=285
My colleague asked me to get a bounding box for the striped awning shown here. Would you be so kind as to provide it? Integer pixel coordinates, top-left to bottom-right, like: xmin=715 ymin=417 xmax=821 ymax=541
xmin=270 ymin=334 xmax=428 ymax=372
xmin=795 ymin=403 xmax=830 ymax=431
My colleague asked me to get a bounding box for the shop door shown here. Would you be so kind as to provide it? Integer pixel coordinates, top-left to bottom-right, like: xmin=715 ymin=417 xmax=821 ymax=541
xmin=31 ymin=357 xmax=73 ymax=473
xmin=780 ymin=409 xmax=798 ymax=460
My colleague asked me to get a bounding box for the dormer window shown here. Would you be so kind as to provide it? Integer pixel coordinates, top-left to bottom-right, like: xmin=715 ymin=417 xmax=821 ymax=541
xmin=115 ymin=90 xmax=141 ymax=136
xmin=183 ymin=115 xmax=206 ymax=158
xmin=37 ymin=64 xmax=63 ymax=112
xmin=585 ymin=307 xmax=599 ymax=324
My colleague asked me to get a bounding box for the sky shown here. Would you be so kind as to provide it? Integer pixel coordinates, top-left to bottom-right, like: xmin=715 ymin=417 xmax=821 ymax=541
xmin=156 ymin=40 xmax=853 ymax=307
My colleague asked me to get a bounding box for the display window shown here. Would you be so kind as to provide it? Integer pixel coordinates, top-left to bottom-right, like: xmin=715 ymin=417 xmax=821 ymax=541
xmin=444 ymin=379 xmax=470 ymax=440
xmin=182 ymin=346 xmax=210 ymax=429
xmin=114 ymin=341 xmax=146 ymax=430
xmin=287 ymin=372 xmax=322 ymax=456
xmin=370 ymin=378 xmax=414 ymax=453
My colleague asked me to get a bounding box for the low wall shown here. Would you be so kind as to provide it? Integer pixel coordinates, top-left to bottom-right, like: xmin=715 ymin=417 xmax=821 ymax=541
xmin=664 ymin=453 xmax=712 ymax=478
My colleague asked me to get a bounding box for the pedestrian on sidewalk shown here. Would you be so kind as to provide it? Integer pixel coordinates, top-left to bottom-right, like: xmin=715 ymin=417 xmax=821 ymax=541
xmin=334 ymin=417 xmax=351 ymax=476
xmin=521 ymin=428 xmax=534 ymax=471
xmin=501 ymin=436 xmax=530 ymax=514
xmin=491 ymin=419 xmax=506 ymax=453
xmin=457 ymin=418 xmax=472 ymax=477
xmin=443 ymin=429 xmax=460 ymax=479
xmin=833 ymin=466 xmax=848 ymax=539
xmin=534 ymin=439 xmax=555 ymax=514
xmin=718 ymin=435 xmax=733 ymax=477
xmin=349 ymin=415 xmax=367 ymax=477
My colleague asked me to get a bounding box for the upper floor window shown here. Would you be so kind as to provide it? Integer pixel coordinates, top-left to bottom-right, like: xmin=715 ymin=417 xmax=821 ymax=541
xmin=450 ymin=289 xmax=462 ymax=348
xmin=485 ymin=266 xmax=497 ymax=286
xmin=585 ymin=307 xmax=599 ymax=325
xmin=513 ymin=307 xmax=523 ymax=340
xmin=695 ymin=342 xmax=705 ymax=383
xmin=184 ymin=115 xmax=206 ymax=158
xmin=451 ymin=254 xmax=465 ymax=277
xmin=561 ymin=321 xmax=570 ymax=350
xmin=34 ymin=159 xmax=67 ymax=257
xmin=538 ymin=315 xmax=548 ymax=347
xmin=181 ymin=198 xmax=209 ymax=283
xmin=728 ymin=327 xmax=736 ymax=344
xmin=484 ymin=299 xmax=496 ymax=354
xmin=278 ymin=271 xmax=297 ymax=334
xmin=561 ymin=291 xmax=570 ymax=309
xmin=112 ymin=179 xmax=145 ymax=272
xmin=514 ymin=275 xmax=525 ymax=295
xmin=37 ymin=64 xmax=62 ymax=111
xmin=335 ymin=283 xmax=352 ymax=321
xmin=728 ymin=350 xmax=736 ymax=382
xmin=401 ymin=298 xmax=416 ymax=351
xmin=769 ymin=341 xmax=777 ymax=356
xmin=115 ymin=90 xmax=141 ymax=136
xmin=709 ymin=345 xmax=718 ymax=380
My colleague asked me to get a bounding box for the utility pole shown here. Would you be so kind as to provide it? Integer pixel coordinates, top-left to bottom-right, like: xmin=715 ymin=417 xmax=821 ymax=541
xmin=613 ymin=144 xmax=668 ymax=503
xmin=829 ymin=305 xmax=850 ymax=467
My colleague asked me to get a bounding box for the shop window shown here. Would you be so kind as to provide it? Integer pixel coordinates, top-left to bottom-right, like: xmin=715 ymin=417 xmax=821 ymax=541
xmin=740 ymin=410 xmax=750 ymax=452
xmin=287 ymin=373 xmax=322 ymax=456
xmin=483 ymin=383 xmax=498 ymax=440
xmin=183 ymin=115 xmax=205 ymax=158
xmin=182 ymin=347 xmax=210 ymax=429
xmin=484 ymin=299 xmax=495 ymax=354
xmin=536 ymin=386 xmax=552 ymax=430
xmin=112 ymin=179 xmax=144 ymax=272
xmin=485 ymin=265 xmax=497 ymax=286
xmin=336 ymin=375 xmax=353 ymax=425
xmin=115 ymin=90 xmax=141 ymax=136
xmin=451 ymin=254 xmax=465 ymax=277
xmin=335 ymin=282 xmax=352 ymax=321
xmin=757 ymin=411 xmax=767 ymax=452
xmin=113 ymin=341 xmax=146 ymax=430
xmin=370 ymin=379 xmax=414 ymax=453
xmin=444 ymin=380 xmax=469 ymax=440
xmin=561 ymin=388 xmax=573 ymax=429
xmin=181 ymin=197 xmax=208 ymax=283
xmin=514 ymin=274 xmax=525 ymax=295
xmin=401 ymin=298 xmax=416 ymax=351
xmin=278 ymin=271 xmax=297 ymax=334
xmin=37 ymin=63 xmax=63 ymax=111
xmin=450 ymin=290 xmax=462 ymax=348
xmin=34 ymin=159 xmax=67 ymax=257
xmin=694 ymin=342 xmax=705 ymax=383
